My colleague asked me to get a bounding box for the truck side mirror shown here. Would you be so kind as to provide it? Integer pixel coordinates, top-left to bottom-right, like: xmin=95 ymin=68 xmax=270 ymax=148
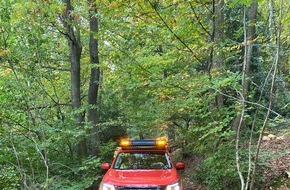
xmin=101 ymin=163 xmax=110 ymax=170
xmin=175 ymin=162 xmax=185 ymax=170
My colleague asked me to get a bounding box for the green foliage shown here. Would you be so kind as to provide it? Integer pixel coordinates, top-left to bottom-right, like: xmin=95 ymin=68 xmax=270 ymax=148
xmin=229 ymin=0 xmax=265 ymax=8
xmin=270 ymin=176 xmax=290 ymax=189
xmin=0 ymin=166 xmax=20 ymax=190
xmin=194 ymin=145 xmax=244 ymax=190
xmin=49 ymin=157 xmax=101 ymax=190
xmin=98 ymin=141 xmax=118 ymax=163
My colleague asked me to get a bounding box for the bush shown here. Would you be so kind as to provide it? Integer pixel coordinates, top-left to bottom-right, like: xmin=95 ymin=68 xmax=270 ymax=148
xmin=194 ymin=142 xmax=268 ymax=190
xmin=0 ymin=166 xmax=20 ymax=190
xmin=49 ymin=157 xmax=102 ymax=190
xmin=194 ymin=145 xmax=243 ymax=190
xmin=98 ymin=140 xmax=118 ymax=163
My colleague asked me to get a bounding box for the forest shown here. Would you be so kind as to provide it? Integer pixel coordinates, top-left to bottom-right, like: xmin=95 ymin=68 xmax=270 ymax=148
xmin=0 ymin=0 xmax=289 ymax=189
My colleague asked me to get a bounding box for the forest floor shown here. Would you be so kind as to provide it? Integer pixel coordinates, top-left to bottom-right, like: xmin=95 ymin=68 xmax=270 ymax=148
xmin=181 ymin=127 xmax=290 ymax=190
xmin=182 ymin=155 xmax=207 ymax=190
xmin=261 ymin=128 xmax=290 ymax=190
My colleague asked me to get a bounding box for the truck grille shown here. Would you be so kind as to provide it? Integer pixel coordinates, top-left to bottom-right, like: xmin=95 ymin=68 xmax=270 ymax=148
xmin=116 ymin=187 xmax=165 ymax=190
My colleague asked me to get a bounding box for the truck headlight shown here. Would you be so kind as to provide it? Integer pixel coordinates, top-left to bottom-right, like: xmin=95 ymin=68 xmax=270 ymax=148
xmin=166 ymin=182 xmax=181 ymax=190
xmin=99 ymin=182 xmax=116 ymax=190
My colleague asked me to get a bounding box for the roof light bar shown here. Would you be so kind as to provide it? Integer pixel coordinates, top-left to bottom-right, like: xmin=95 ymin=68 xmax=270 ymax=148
xmin=155 ymin=139 xmax=167 ymax=147
xmin=119 ymin=139 xmax=167 ymax=148
xmin=131 ymin=140 xmax=155 ymax=146
xmin=119 ymin=139 xmax=131 ymax=147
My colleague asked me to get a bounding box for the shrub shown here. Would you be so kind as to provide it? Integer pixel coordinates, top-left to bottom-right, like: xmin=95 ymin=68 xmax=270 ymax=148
xmin=0 ymin=166 xmax=20 ymax=190
xmin=194 ymin=145 xmax=243 ymax=190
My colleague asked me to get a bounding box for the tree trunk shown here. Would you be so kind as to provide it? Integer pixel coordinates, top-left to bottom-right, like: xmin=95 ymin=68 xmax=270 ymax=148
xmin=209 ymin=0 xmax=224 ymax=111
xmin=62 ymin=0 xmax=87 ymax=158
xmin=237 ymin=2 xmax=258 ymax=189
xmin=167 ymin=123 xmax=175 ymax=145
xmin=88 ymin=0 xmax=101 ymax=156
xmin=232 ymin=2 xmax=258 ymax=131
xmin=244 ymin=2 xmax=258 ymax=96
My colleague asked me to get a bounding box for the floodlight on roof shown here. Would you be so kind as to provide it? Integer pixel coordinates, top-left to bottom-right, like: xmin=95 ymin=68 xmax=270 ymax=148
xmin=155 ymin=139 xmax=167 ymax=147
xmin=119 ymin=139 xmax=131 ymax=147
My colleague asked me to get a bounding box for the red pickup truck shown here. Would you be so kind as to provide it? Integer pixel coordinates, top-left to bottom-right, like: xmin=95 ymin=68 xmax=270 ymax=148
xmin=99 ymin=139 xmax=185 ymax=190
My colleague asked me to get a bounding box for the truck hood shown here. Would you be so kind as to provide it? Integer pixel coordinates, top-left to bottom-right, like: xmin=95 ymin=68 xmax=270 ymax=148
xmin=102 ymin=169 xmax=180 ymax=186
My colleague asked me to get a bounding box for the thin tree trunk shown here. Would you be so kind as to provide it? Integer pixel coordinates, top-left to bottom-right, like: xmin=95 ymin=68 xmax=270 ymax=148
xmin=268 ymin=0 xmax=274 ymax=38
xmin=244 ymin=3 xmax=258 ymax=189
xmin=88 ymin=0 xmax=101 ymax=156
xmin=233 ymin=1 xmax=258 ymax=131
xmin=62 ymin=0 xmax=87 ymax=158
xmin=236 ymin=2 xmax=258 ymax=188
xmin=244 ymin=2 xmax=258 ymax=96
xmin=249 ymin=0 xmax=282 ymax=188
xmin=236 ymin=5 xmax=249 ymax=189
xmin=209 ymin=0 xmax=224 ymax=112
xmin=235 ymin=89 xmax=245 ymax=190
xmin=167 ymin=123 xmax=176 ymax=145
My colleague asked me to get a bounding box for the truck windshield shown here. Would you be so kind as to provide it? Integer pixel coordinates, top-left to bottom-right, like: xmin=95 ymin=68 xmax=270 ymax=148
xmin=113 ymin=152 xmax=172 ymax=170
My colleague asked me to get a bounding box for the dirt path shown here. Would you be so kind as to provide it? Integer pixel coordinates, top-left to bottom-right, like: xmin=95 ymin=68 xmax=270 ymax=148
xmin=182 ymin=156 xmax=207 ymax=190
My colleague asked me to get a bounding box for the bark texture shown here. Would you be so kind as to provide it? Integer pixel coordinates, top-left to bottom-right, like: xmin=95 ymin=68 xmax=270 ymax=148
xmin=62 ymin=0 xmax=87 ymax=158
xmin=88 ymin=0 xmax=101 ymax=156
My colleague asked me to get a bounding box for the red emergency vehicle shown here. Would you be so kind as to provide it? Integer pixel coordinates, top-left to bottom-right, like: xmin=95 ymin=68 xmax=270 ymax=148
xmin=99 ymin=139 xmax=185 ymax=190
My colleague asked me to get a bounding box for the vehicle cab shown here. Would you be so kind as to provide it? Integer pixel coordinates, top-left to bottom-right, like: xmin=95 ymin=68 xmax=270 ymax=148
xmin=99 ymin=139 xmax=185 ymax=190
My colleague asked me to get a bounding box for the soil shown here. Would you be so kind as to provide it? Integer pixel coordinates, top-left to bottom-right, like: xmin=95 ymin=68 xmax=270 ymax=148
xmin=261 ymin=131 xmax=290 ymax=190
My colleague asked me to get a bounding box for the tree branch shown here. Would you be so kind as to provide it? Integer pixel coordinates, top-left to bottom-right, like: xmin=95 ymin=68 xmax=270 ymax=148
xmin=188 ymin=1 xmax=211 ymax=37
xmin=147 ymin=0 xmax=204 ymax=64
